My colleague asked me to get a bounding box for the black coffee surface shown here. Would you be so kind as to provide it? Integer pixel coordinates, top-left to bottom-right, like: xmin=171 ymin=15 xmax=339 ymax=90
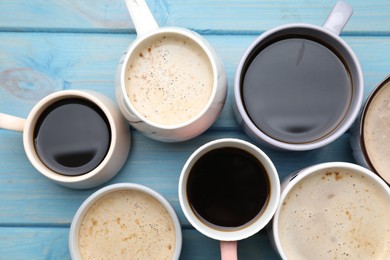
xmin=242 ymin=37 xmax=352 ymax=144
xmin=34 ymin=98 xmax=111 ymax=176
xmin=187 ymin=147 xmax=269 ymax=228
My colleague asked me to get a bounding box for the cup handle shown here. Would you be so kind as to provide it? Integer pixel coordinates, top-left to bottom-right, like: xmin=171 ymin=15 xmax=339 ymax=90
xmin=0 ymin=113 xmax=26 ymax=132
xmin=220 ymin=241 xmax=238 ymax=260
xmin=125 ymin=0 xmax=159 ymax=36
xmin=323 ymin=1 xmax=353 ymax=35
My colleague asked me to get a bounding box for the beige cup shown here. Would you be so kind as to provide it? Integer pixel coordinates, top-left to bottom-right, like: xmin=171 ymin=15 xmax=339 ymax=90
xmin=115 ymin=0 xmax=227 ymax=142
xmin=69 ymin=183 xmax=182 ymax=259
xmin=270 ymin=162 xmax=390 ymax=259
xmin=0 ymin=90 xmax=131 ymax=189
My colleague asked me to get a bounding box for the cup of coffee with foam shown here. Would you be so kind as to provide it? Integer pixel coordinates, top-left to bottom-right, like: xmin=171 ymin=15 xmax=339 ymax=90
xmin=0 ymin=90 xmax=131 ymax=189
xmin=351 ymin=75 xmax=390 ymax=185
xmin=69 ymin=183 xmax=182 ymax=259
xmin=178 ymin=138 xmax=280 ymax=259
xmin=115 ymin=0 xmax=227 ymax=142
xmin=270 ymin=162 xmax=390 ymax=259
xmin=233 ymin=1 xmax=363 ymax=150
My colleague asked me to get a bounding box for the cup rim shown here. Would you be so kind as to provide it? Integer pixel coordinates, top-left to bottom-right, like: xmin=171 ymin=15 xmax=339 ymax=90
xmin=234 ymin=23 xmax=364 ymax=151
xmin=359 ymin=74 xmax=390 ymax=181
xmin=272 ymin=162 xmax=390 ymax=258
xmin=69 ymin=183 xmax=182 ymax=260
xmin=23 ymin=90 xmax=120 ymax=184
xmin=119 ymin=26 xmax=220 ymax=130
xmin=178 ymin=138 xmax=280 ymax=241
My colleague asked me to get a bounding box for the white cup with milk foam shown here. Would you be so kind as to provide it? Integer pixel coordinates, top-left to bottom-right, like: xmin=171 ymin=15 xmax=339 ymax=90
xmin=69 ymin=183 xmax=182 ymax=259
xmin=270 ymin=162 xmax=390 ymax=259
xmin=115 ymin=0 xmax=227 ymax=142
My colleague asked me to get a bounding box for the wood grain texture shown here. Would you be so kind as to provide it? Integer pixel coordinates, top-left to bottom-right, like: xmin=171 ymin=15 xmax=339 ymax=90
xmin=0 ymin=0 xmax=389 ymax=259
xmin=0 ymin=228 xmax=279 ymax=260
xmin=0 ymin=0 xmax=389 ymax=33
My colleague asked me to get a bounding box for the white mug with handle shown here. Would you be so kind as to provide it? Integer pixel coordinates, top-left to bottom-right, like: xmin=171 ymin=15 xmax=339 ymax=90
xmin=0 ymin=90 xmax=131 ymax=189
xmin=115 ymin=0 xmax=227 ymax=142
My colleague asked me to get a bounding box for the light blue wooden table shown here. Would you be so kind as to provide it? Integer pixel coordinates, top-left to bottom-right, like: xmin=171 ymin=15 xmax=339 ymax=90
xmin=0 ymin=0 xmax=389 ymax=259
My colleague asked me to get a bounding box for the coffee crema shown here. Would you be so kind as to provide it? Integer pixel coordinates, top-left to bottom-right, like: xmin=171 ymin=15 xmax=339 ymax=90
xmin=34 ymin=98 xmax=111 ymax=176
xmin=125 ymin=34 xmax=214 ymax=126
xmin=78 ymin=190 xmax=176 ymax=259
xmin=363 ymin=79 xmax=390 ymax=184
xmin=278 ymin=168 xmax=390 ymax=259
xmin=187 ymin=147 xmax=270 ymax=228
xmin=242 ymin=37 xmax=352 ymax=144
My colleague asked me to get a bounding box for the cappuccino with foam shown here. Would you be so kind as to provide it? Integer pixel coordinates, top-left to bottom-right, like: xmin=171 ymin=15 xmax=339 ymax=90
xmin=363 ymin=79 xmax=390 ymax=184
xmin=277 ymin=167 xmax=390 ymax=259
xmin=78 ymin=190 xmax=176 ymax=259
xmin=125 ymin=34 xmax=214 ymax=126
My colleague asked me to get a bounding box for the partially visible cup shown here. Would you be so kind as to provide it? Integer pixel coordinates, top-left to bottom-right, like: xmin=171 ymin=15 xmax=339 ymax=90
xmin=351 ymin=75 xmax=390 ymax=185
xmin=270 ymin=162 xmax=390 ymax=259
xmin=69 ymin=183 xmax=182 ymax=259
xmin=178 ymin=138 xmax=280 ymax=259
xmin=0 ymin=90 xmax=131 ymax=189
xmin=115 ymin=0 xmax=227 ymax=142
xmin=233 ymin=1 xmax=363 ymax=151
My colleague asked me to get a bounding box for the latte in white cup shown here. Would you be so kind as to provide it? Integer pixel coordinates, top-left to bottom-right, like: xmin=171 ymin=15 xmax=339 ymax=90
xmin=69 ymin=183 xmax=182 ymax=260
xmin=271 ymin=162 xmax=390 ymax=260
xmin=116 ymin=0 xmax=227 ymax=142
xmin=125 ymin=34 xmax=214 ymax=126
xmin=350 ymin=75 xmax=390 ymax=185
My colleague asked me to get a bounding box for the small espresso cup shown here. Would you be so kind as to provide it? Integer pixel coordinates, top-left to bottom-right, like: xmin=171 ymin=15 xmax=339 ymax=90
xmin=351 ymin=75 xmax=390 ymax=185
xmin=69 ymin=183 xmax=182 ymax=259
xmin=233 ymin=1 xmax=363 ymax=151
xmin=0 ymin=90 xmax=131 ymax=189
xmin=178 ymin=138 xmax=280 ymax=259
xmin=270 ymin=162 xmax=390 ymax=259
xmin=115 ymin=0 xmax=227 ymax=142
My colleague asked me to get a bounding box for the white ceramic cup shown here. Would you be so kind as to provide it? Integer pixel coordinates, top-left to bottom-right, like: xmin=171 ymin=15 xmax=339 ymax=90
xmin=0 ymin=90 xmax=131 ymax=189
xmin=270 ymin=162 xmax=390 ymax=259
xmin=178 ymin=138 xmax=280 ymax=260
xmin=69 ymin=183 xmax=182 ymax=259
xmin=233 ymin=1 xmax=363 ymax=151
xmin=350 ymin=75 xmax=390 ymax=185
xmin=115 ymin=0 xmax=227 ymax=142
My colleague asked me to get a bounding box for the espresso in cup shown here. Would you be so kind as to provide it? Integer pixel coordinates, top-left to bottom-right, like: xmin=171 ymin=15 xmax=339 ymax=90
xmin=70 ymin=183 xmax=182 ymax=259
xmin=125 ymin=34 xmax=214 ymax=126
xmin=242 ymin=36 xmax=352 ymax=144
xmin=0 ymin=90 xmax=131 ymax=189
xmin=179 ymin=138 xmax=280 ymax=259
xmin=272 ymin=163 xmax=390 ymax=259
xmin=34 ymin=98 xmax=111 ymax=176
xmin=187 ymin=146 xmax=270 ymax=228
xmin=233 ymin=1 xmax=363 ymax=150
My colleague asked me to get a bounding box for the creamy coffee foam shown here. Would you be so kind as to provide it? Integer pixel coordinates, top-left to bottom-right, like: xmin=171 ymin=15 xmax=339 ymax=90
xmin=78 ymin=190 xmax=176 ymax=259
xmin=364 ymin=80 xmax=390 ymax=184
xmin=278 ymin=168 xmax=390 ymax=259
xmin=125 ymin=34 xmax=214 ymax=126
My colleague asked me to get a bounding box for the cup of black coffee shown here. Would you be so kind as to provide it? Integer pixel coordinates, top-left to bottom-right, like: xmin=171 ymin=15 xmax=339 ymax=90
xmin=178 ymin=138 xmax=280 ymax=259
xmin=233 ymin=1 xmax=363 ymax=151
xmin=0 ymin=90 xmax=131 ymax=189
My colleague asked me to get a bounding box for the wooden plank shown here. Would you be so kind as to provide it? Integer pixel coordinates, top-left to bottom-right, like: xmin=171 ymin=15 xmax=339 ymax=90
xmin=0 ymin=227 xmax=280 ymax=259
xmin=0 ymin=0 xmax=388 ymax=33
